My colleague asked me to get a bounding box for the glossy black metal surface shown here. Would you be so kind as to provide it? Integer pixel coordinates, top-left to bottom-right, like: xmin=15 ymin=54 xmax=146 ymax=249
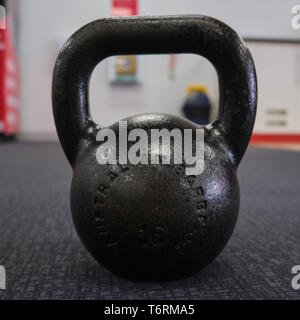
xmin=52 ymin=15 xmax=257 ymax=281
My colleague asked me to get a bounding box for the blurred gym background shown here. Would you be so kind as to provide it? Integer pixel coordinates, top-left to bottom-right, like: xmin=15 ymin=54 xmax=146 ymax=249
xmin=1 ymin=0 xmax=300 ymax=149
xmin=1 ymin=0 xmax=300 ymax=300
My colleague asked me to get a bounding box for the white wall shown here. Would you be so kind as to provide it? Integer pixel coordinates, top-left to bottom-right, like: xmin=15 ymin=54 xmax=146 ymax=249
xmin=142 ymin=0 xmax=300 ymax=40
xmin=18 ymin=0 xmax=300 ymax=139
xmin=249 ymin=42 xmax=300 ymax=133
xmin=19 ymin=0 xmax=111 ymax=138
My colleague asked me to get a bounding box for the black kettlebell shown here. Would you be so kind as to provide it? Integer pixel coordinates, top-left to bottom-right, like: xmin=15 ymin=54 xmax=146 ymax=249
xmin=52 ymin=15 xmax=257 ymax=281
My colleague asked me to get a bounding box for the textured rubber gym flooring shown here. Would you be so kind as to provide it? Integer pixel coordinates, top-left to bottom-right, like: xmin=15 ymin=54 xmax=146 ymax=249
xmin=0 ymin=142 xmax=299 ymax=300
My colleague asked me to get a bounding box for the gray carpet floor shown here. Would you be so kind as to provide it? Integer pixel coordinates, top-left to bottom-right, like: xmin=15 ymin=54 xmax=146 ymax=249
xmin=0 ymin=142 xmax=299 ymax=300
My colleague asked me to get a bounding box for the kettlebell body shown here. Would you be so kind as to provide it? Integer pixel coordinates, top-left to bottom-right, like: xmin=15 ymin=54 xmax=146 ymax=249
xmin=52 ymin=16 xmax=257 ymax=281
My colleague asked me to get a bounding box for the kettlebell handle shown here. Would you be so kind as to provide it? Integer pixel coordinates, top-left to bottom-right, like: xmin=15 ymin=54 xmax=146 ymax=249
xmin=52 ymin=15 xmax=257 ymax=168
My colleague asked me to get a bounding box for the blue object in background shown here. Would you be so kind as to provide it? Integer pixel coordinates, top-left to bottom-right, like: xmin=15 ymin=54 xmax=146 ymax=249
xmin=182 ymin=85 xmax=211 ymax=125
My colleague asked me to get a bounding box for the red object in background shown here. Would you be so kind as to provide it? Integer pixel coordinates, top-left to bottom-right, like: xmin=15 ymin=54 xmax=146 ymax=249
xmin=251 ymin=134 xmax=300 ymax=144
xmin=112 ymin=0 xmax=138 ymax=16
xmin=0 ymin=16 xmax=20 ymax=135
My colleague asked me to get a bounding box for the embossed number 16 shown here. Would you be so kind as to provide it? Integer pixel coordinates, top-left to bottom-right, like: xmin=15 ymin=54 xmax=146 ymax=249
xmin=137 ymin=225 xmax=165 ymax=248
